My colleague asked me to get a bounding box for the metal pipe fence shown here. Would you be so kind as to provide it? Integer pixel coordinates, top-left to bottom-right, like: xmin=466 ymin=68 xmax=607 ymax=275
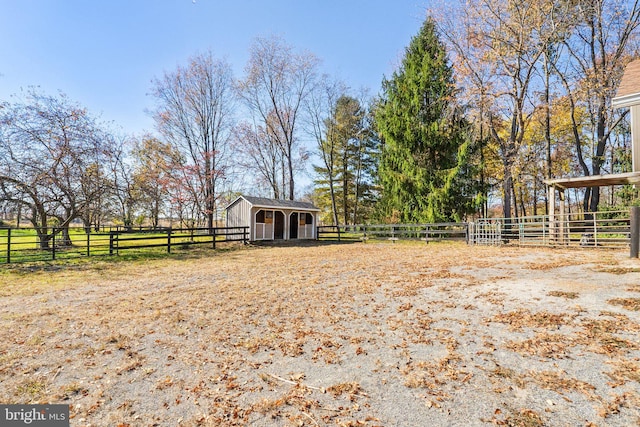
xmin=469 ymin=211 xmax=631 ymax=249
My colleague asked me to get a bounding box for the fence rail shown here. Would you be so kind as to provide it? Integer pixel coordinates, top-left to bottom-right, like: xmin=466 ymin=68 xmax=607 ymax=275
xmin=317 ymin=223 xmax=468 ymax=243
xmin=0 ymin=226 xmax=248 ymax=264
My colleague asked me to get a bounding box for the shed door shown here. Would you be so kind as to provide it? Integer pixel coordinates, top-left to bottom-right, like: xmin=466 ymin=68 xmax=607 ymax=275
xmin=274 ymin=211 xmax=285 ymax=239
xmin=289 ymin=212 xmax=299 ymax=239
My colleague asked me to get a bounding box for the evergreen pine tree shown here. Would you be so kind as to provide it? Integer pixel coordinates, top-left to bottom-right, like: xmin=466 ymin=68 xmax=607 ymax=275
xmin=313 ymin=95 xmax=379 ymax=225
xmin=375 ymin=17 xmax=480 ymax=223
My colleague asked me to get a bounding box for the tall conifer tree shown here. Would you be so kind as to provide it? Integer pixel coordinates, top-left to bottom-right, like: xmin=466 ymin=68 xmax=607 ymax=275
xmin=375 ymin=17 xmax=479 ymax=223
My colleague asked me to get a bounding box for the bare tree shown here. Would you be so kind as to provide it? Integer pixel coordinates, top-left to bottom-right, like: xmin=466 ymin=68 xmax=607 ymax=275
xmin=306 ymin=76 xmax=346 ymax=225
xmin=234 ymin=118 xmax=286 ymax=199
xmin=0 ymin=90 xmax=113 ymax=247
xmin=130 ymin=136 xmax=176 ymax=228
xmin=151 ymin=51 xmax=235 ymax=230
xmin=562 ymin=0 xmax=640 ymax=213
xmin=237 ymin=35 xmax=319 ymax=200
xmin=106 ymin=136 xmax=138 ymax=229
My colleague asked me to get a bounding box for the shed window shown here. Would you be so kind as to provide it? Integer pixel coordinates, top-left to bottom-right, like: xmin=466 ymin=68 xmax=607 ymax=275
xmin=256 ymin=210 xmax=265 ymax=223
xmin=305 ymin=213 xmax=313 ymax=224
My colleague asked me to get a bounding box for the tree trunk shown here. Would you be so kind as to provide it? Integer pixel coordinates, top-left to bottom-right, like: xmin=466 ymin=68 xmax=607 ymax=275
xmin=343 ymin=161 xmax=349 ymax=226
xmin=288 ymin=147 xmax=295 ymax=200
xmin=518 ymin=185 xmax=526 ymax=218
xmin=503 ymin=174 xmax=512 ymax=226
xmin=61 ymin=227 xmax=72 ymax=246
xmin=533 ymin=178 xmax=538 ymax=217
xmin=502 ymin=159 xmax=513 ymax=222
xmin=511 ymin=180 xmax=519 ymax=219
xmin=281 ymin=157 xmax=287 ymax=200
xmin=544 ymin=54 xmax=552 ymax=181
xmin=271 ymin=161 xmax=280 ymax=199
xmin=588 ymin=106 xmax=608 ymax=213
xmin=328 ymin=180 xmax=339 ymax=226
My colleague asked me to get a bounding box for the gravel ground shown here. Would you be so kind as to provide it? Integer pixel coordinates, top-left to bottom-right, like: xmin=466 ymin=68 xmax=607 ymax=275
xmin=0 ymin=242 xmax=639 ymax=426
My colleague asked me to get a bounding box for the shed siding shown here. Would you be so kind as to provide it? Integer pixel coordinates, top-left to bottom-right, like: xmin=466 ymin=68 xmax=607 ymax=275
xmin=225 ymin=196 xmax=319 ymax=241
xmin=226 ymin=198 xmax=252 ymax=228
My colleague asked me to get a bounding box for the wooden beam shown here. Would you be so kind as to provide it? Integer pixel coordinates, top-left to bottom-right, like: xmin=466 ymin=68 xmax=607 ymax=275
xmin=632 ymin=106 xmax=640 ymax=173
xmin=549 ymin=185 xmax=556 ymax=242
xmin=544 ymin=171 xmax=640 ymax=189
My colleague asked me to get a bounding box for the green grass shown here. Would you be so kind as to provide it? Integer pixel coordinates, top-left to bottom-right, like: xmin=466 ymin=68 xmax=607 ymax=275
xmin=0 ymin=227 xmax=246 ymax=265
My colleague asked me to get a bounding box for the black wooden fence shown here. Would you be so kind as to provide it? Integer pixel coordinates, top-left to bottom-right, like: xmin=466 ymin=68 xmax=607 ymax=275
xmin=0 ymin=226 xmax=248 ymax=264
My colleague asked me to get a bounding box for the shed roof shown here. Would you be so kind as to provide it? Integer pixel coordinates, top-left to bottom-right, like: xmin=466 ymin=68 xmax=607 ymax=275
xmin=612 ymin=59 xmax=640 ymax=108
xmin=227 ymin=195 xmax=320 ymax=211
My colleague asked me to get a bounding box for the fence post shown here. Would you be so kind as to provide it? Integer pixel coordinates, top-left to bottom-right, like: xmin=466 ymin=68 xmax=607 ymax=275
xmin=212 ymin=228 xmax=217 ymax=250
xmin=337 ymin=225 xmax=341 ymax=242
xmin=167 ymin=227 xmax=172 ymax=254
xmin=6 ymin=228 xmax=10 ymax=264
xmin=244 ymin=226 xmax=248 ymax=244
xmin=87 ymin=231 xmax=91 ymax=257
xmin=109 ymin=231 xmax=115 ymax=256
xmin=52 ymin=229 xmax=56 ymax=261
xmin=631 ymin=206 xmax=640 ymax=258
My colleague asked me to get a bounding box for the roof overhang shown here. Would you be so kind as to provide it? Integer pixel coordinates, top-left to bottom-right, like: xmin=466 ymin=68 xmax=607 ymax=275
xmin=225 ymin=195 xmax=321 ymax=212
xmin=612 ymin=94 xmax=640 ymax=109
xmin=544 ymin=171 xmax=640 ymax=190
xmin=248 ymin=202 xmax=321 ymax=212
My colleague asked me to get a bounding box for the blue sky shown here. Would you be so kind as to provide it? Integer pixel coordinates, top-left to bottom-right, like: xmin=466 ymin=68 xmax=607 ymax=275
xmin=0 ymin=0 xmax=428 ymax=136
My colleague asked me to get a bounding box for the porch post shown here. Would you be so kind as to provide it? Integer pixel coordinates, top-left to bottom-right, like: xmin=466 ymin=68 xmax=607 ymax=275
xmin=548 ymin=185 xmax=556 ymax=243
xmin=558 ymin=189 xmax=566 ymax=245
xmin=631 ymin=206 xmax=640 ymax=258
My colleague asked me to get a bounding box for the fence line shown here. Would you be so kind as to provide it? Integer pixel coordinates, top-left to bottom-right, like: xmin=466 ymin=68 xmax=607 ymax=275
xmin=469 ymin=211 xmax=631 ymax=249
xmin=3 ymin=211 xmax=636 ymax=264
xmin=317 ymin=223 xmax=468 ymax=243
xmin=0 ymin=226 xmax=248 ymax=264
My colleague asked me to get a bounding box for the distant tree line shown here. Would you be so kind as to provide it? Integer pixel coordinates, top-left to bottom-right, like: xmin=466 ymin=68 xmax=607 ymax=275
xmin=2 ymin=0 xmax=640 ymax=246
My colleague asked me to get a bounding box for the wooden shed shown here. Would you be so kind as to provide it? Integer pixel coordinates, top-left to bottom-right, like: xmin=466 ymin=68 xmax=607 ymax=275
xmin=225 ymin=195 xmax=320 ymax=241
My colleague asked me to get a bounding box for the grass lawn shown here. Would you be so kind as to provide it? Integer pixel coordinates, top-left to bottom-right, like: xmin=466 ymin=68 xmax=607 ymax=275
xmin=0 ymin=228 xmax=242 ymax=264
xmin=1 ymin=242 xmax=639 ymax=426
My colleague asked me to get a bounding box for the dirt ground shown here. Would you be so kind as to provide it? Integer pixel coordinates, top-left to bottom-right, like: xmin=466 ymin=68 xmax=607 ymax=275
xmin=1 ymin=242 xmax=639 ymax=426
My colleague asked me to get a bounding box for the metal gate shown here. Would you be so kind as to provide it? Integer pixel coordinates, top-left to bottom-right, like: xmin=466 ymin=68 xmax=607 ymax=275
xmin=470 ymin=212 xmax=630 ymax=249
xmin=468 ymin=220 xmax=502 ymax=245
